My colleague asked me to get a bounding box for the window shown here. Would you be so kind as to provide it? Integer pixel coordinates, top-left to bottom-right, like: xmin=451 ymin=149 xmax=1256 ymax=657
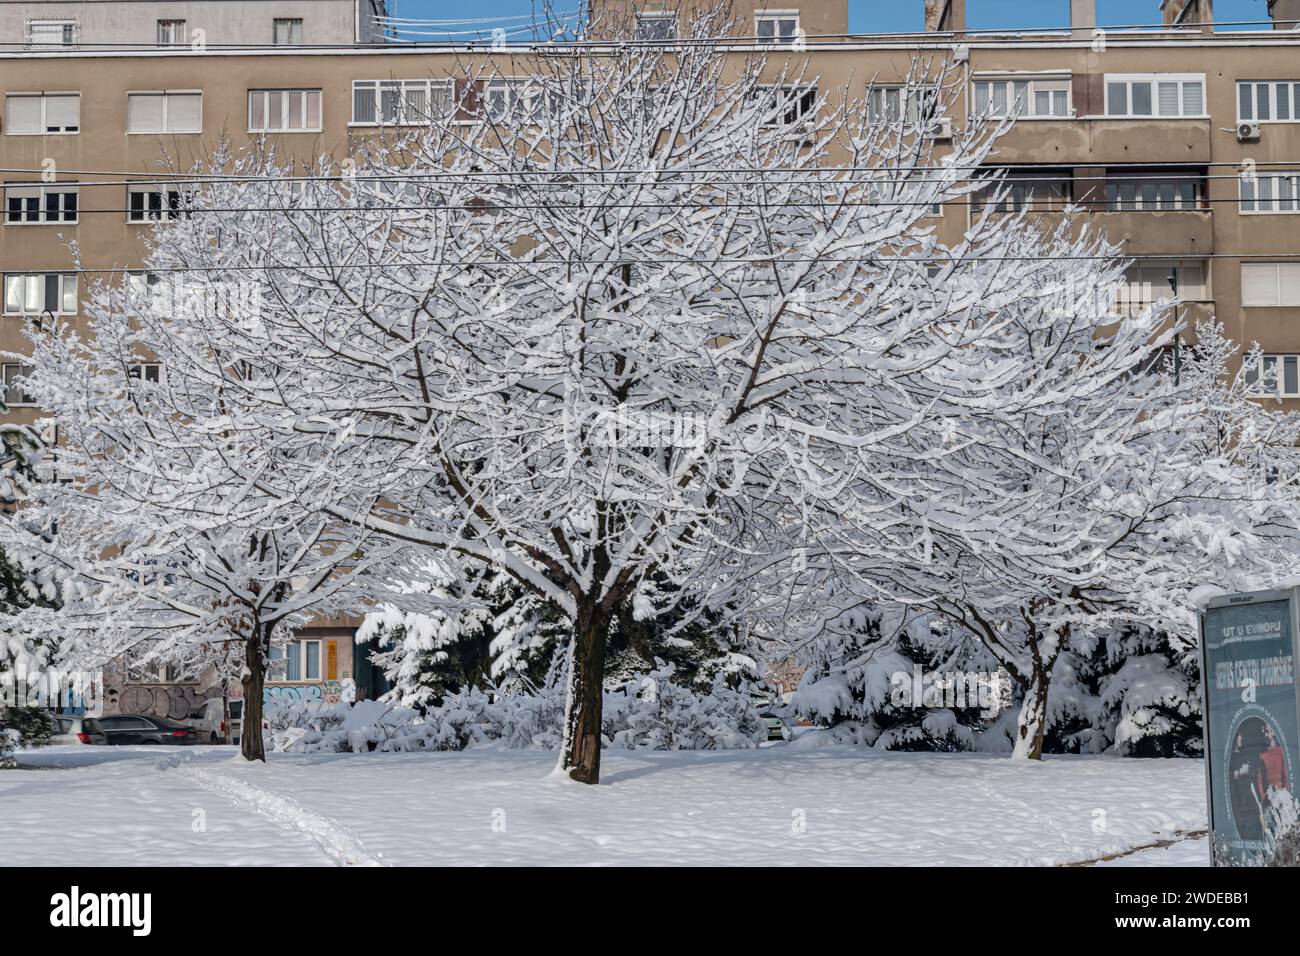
xmin=867 ymin=85 xmax=939 ymax=125
xmin=634 ymin=12 xmax=677 ymax=40
xmin=127 ymin=184 xmax=191 ymax=222
xmin=1237 ymin=81 xmax=1300 ymax=123
xmin=973 ymin=76 xmax=1071 ymax=118
xmin=1104 ymin=74 xmax=1204 ymax=117
xmin=2 ymin=364 xmax=34 ymax=405
xmin=1245 ymin=355 xmax=1300 ymax=397
xmin=127 ymin=91 xmax=202 ymax=134
xmin=126 ymin=271 xmax=162 ymax=308
xmin=1240 ymin=171 xmax=1300 ymax=213
xmin=1116 ymin=260 xmax=1208 ymax=313
xmin=973 ymin=169 xmax=1072 ymax=213
xmin=157 ymin=19 xmax=186 ymax=46
xmin=128 ymin=363 xmax=162 ymax=383
xmin=3 ymin=273 xmax=76 ymax=315
xmin=1241 ymin=263 xmax=1300 ymax=307
xmin=755 ymin=11 xmax=800 ymax=44
xmin=269 ymin=640 xmax=322 ymax=682
xmin=248 ymin=90 xmax=321 ymax=132
xmin=351 ymin=79 xmax=453 ymax=125
xmin=273 ymin=18 xmax=303 ymax=45
xmin=5 ymin=183 xmax=77 ymax=223
xmin=4 ymin=92 xmax=79 ymax=134
xmin=27 ymin=19 xmax=77 ymax=47
xmin=750 ymin=86 xmax=817 ymax=129
xmin=484 ymin=80 xmax=544 ymax=125
xmin=1105 ymin=169 xmax=1203 ymax=211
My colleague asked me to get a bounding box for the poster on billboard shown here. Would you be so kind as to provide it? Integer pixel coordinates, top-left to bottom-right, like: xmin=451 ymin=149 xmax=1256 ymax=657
xmin=1200 ymin=589 xmax=1300 ymax=866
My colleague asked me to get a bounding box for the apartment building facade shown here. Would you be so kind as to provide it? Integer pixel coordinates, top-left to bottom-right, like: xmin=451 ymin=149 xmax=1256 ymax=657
xmin=2 ymin=0 xmax=1299 ymax=716
xmin=0 ymin=0 xmax=391 ymax=48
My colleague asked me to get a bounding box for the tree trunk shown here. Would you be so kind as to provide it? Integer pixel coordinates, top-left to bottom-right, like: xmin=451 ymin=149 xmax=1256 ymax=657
xmin=1012 ymin=656 xmax=1049 ymax=761
xmin=555 ymin=601 xmax=610 ymax=784
xmin=240 ymin=633 xmax=267 ymax=762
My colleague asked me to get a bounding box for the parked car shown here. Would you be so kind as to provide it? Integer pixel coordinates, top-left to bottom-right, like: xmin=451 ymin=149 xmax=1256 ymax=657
xmin=187 ymin=698 xmax=244 ymax=745
xmin=97 ymin=714 xmax=195 ymax=745
xmin=49 ymin=715 xmax=107 ymax=746
xmin=751 ymin=689 xmax=788 ymax=742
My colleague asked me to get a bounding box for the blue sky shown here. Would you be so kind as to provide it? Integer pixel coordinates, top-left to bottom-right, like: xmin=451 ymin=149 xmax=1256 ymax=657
xmin=389 ymin=0 xmax=1273 ymax=38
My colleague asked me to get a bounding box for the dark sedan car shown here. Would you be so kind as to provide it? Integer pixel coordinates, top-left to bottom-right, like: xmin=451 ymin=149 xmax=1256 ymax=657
xmin=97 ymin=714 xmax=196 ymax=745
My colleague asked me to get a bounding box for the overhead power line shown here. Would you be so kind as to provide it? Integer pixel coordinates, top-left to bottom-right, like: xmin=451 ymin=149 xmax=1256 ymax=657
xmin=15 ymin=251 xmax=1300 ymax=279
xmin=0 ymin=164 xmax=1296 ymax=188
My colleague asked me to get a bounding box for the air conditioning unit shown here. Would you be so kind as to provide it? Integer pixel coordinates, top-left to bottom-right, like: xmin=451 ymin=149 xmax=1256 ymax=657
xmin=928 ymin=117 xmax=954 ymax=141
xmin=1237 ymin=122 xmax=1262 ymax=142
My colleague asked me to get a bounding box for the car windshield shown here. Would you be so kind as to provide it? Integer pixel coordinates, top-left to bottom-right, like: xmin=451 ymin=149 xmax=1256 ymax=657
xmin=228 ymin=701 xmax=243 ymax=719
xmin=83 ymin=719 xmax=102 ymax=733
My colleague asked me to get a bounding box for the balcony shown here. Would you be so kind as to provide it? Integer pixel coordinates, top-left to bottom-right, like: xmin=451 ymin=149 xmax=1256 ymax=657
xmin=989 ymin=117 xmax=1212 ymax=166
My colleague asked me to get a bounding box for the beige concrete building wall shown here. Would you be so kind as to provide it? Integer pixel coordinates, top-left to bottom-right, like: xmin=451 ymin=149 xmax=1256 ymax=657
xmin=0 ymin=0 xmax=388 ymax=47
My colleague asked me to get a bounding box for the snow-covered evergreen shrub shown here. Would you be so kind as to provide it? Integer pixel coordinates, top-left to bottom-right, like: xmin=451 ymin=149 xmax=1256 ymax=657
xmin=356 ymin=567 xmax=565 ymax=711
xmin=0 ymin=706 xmax=53 ymax=767
xmin=793 ymin=607 xmax=1203 ymax=756
xmin=792 ymin=606 xmax=998 ymax=751
xmin=265 ymin=659 xmax=764 ymax=754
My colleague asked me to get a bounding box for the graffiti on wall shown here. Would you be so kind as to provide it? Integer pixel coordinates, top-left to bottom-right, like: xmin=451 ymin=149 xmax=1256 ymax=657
xmin=263 ymin=684 xmax=324 ymax=704
xmin=115 ymin=684 xmax=207 ymax=721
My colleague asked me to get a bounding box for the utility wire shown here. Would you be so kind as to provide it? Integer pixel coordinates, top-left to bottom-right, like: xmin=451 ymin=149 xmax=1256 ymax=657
xmin=0 ymin=165 xmax=1296 ymax=187
xmin=10 ymin=251 xmax=1300 ymax=279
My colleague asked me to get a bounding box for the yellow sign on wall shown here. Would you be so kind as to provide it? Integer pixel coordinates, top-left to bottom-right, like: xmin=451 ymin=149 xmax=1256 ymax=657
xmin=327 ymin=641 xmax=338 ymax=682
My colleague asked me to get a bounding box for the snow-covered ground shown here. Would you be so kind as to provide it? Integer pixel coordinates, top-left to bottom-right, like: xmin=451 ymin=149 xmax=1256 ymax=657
xmin=0 ymin=745 xmax=1209 ymax=867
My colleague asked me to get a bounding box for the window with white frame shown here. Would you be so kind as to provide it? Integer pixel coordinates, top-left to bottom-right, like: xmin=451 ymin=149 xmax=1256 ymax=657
xmin=755 ymin=10 xmax=800 ymax=44
xmin=5 ymin=183 xmax=77 ymax=223
xmin=866 ymin=85 xmax=939 ymax=125
xmin=127 ymin=184 xmax=191 ymax=222
xmin=27 ymin=19 xmax=77 ymax=47
xmin=1237 ymin=81 xmax=1300 ymax=122
xmin=248 ymin=89 xmax=321 ymax=132
xmin=351 ymin=79 xmax=453 ymax=125
xmin=634 ymin=12 xmax=677 ymax=40
xmin=268 ymin=639 xmax=322 ymax=682
xmin=126 ymin=271 xmax=162 ymax=308
xmin=157 ymin=19 xmax=186 ymax=46
xmin=973 ymin=76 xmax=1071 ymax=118
xmin=1240 ymin=171 xmax=1300 ymax=213
xmin=1245 ymin=354 xmax=1300 ymax=397
xmin=127 ymin=91 xmax=202 ymax=134
xmin=1104 ymin=74 xmax=1205 ymax=117
xmin=1105 ymin=169 xmax=1203 ymax=210
xmin=1241 ymin=262 xmax=1300 ymax=307
xmin=1116 ymin=259 xmax=1209 ymax=313
xmin=273 ymin=17 xmax=303 ymax=45
xmin=750 ymin=86 xmax=817 ymax=129
xmin=128 ymin=363 xmax=162 ymax=384
xmin=484 ymin=79 xmax=544 ymax=125
xmin=3 ymin=273 xmax=76 ymax=315
xmin=2 ymin=364 xmax=34 ymax=405
xmin=4 ymin=92 xmax=79 ymax=134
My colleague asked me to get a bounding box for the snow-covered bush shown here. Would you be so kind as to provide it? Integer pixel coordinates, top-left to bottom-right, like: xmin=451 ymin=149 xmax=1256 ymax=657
xmin=266 ymin=659 xmax=765 ymax=754
xmin=792 ymin=606 xmax=1001 ymax=751
xmin=793 ymin=606 xmax=1205 ymax=757
xmin=0 ymin=706 xmax=53 ymax=767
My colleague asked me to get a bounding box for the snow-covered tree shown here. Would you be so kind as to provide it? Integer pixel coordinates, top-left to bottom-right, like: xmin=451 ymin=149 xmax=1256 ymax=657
xmin=71 ymin=3 xmax=1165 ymax=783
xmin=795 ymin=286 xmax=1300 ymax=758
xmin=0 ymin=276 xmax=400 ymax=761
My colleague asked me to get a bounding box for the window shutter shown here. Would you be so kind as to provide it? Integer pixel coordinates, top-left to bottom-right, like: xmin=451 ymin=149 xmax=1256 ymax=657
xmin=1241 ymin=264 xmax=1279 ymax=307
xmin=353 ymin=84 xmax=375 ymax=124
xmin=128 ymin=93 xmax=165 ymax=132
xmin=166 ymin=93 xmax=201 ymax=132
xmin=1281 ymin=263 xmax=1300 ymax=307
xmin=1157 ymin=82 xmax=1179 ymax=116
xmin=44 ymin=94 xmax=78 ymax=130
xmin=1182 ymin=81 xmax=1203 ymax=116
xmin=6 ymin=95 xmax=41 ymax=133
